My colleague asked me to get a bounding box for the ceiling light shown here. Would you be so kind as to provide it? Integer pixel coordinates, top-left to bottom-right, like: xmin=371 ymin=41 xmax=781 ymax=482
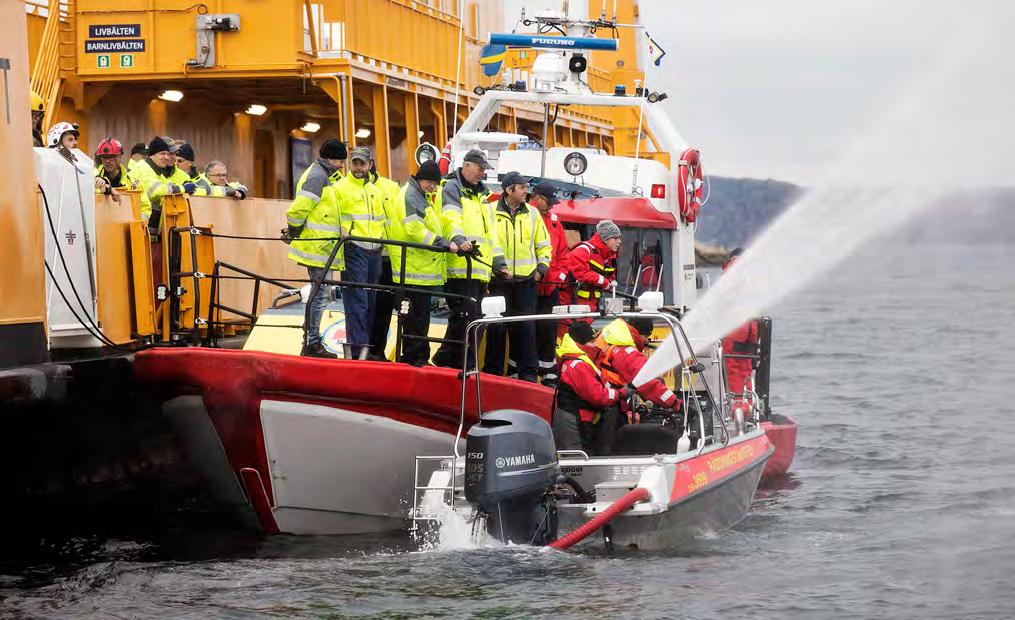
xmin=301 ymin=122 xmax=321 ymax=133
xmin=245 ymin=104 xmax=267 ymax=116
xmin=355 ymin=128 xmax=371 ymax=139
xmin=158 ymin=90 xmax=184 ymax=102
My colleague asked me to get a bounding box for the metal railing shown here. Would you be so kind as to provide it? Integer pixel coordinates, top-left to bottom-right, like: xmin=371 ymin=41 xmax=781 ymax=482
xmin=165 ymin=226 xmax=478 ymax=360
xmin=449 ymin=308 xmax=730 ymax=461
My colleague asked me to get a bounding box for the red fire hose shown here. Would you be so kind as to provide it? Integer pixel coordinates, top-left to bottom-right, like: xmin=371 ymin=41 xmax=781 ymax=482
xmin=547 ymin=487 xmax=650 ymax=550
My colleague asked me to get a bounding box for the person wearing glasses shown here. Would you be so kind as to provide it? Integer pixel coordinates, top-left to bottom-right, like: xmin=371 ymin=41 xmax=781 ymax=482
xmin=199 ymin=160 xmax=248 ymax=199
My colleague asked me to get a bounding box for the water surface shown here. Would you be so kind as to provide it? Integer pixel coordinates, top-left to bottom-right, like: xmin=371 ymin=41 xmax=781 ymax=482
xmin=2 ymin=244 xmax=1013 ymax=619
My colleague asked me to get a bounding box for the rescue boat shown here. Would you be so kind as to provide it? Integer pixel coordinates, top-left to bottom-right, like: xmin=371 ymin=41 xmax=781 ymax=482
xmin=411 ymin=309 xmax=773 ymax=551
xmin=127 ymin=7 xmax=797 ymax=536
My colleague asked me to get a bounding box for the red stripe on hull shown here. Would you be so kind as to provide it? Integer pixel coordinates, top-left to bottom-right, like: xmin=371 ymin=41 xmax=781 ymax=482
xmin=670 ymin=434 xmax=773 ymax=503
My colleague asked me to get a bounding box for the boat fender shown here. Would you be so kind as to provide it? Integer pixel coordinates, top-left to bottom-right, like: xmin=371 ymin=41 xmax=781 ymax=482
xmin=676 ymin=147 xmax=703 ymax=223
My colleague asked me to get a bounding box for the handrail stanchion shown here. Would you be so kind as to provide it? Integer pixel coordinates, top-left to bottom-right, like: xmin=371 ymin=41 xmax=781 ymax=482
xmin=187 ymin=227 xmax=202 ymax=346
xmin=204 ymin=261 xmax=220 ymax=347
xmin=393 ymin=244 xmax=410 ymax=362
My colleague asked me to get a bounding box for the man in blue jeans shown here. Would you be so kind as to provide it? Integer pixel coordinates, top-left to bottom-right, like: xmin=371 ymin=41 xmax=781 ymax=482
xmin=334 ymin=147 xmax=386 ymax=359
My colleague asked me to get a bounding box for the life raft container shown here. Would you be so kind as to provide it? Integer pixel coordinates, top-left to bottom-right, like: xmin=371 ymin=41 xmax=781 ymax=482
xmin=677 ymin=147 xmax=703 ymax=223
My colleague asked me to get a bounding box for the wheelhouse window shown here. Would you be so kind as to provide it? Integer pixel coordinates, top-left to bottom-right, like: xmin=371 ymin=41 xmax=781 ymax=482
xmin=617 ymin=228 xmax=671 ymax=303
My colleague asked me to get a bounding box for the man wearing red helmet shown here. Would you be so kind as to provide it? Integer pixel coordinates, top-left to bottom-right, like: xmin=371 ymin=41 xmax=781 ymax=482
xmin=94 ymin=138 xmax=136 ymax=199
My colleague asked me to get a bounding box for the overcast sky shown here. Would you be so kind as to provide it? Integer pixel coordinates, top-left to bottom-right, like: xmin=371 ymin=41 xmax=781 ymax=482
xmin=501 ymin=1 xmax=1015 ymax=185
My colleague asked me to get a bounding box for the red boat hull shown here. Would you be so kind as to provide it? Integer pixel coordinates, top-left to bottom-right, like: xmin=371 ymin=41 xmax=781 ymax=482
xmin=133 ymin=347 xmax=555 ymax=534
xmin=760 ymin=413 xmax=797 ymax=478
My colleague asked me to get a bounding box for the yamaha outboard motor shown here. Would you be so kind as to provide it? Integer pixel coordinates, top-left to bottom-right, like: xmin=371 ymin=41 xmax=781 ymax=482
xmin=465 ymin=410 xmax=559 ymax=545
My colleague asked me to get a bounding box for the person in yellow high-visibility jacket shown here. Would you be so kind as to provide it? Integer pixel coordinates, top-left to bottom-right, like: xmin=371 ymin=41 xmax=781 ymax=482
xmin=432 ymin=149 xmax=508 ymax=369
xmin=131 ymin=136 xmax=191 ymax=234
xmin=285 ymin=139 xmax=347 ymax=358
xmin=367 ymin=161 xmax=405 ymax=360
xmin=334 ymin=147 xmax=387 ymax=359
xmin=385 ymin=161 xmax=458 ymax=365
xmin=481 ymin=171 xmax=552 ymax=381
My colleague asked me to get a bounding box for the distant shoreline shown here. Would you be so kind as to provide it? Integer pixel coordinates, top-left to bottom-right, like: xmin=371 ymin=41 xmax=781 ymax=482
xmin=695 ymin=241 xmax=731 ymax=267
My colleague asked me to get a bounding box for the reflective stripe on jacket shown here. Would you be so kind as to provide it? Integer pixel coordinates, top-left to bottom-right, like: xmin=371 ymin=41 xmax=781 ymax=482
xmin=94 ymin=164 xmax=137 ymax=193
xmin=194 ymin=174 xmax=248 ymax=198
xmin=494 ymin=195 xmax=552 ymax=279
xmin=594 ymin=318 xmax=678 ymax=409
xmin=286 ymin=159 xmax=345 ymax=270
xmin=568 ymin=232 xmax=616 ymax=300
xmin=334 ymin=173 xmax=386 ymax=251
xmin=439 ymin=170 xmax=505 ymax=282
xmin=133 ymin=159 xmax=187 ymax=221
xmin=286 ymin=159 xmax=340 ymax=229
xmin=387 ymin=178 xmax=450 ymax=286
xmin=372 ymin=173 xmax=402 ymax=257
xmin=555 ymin=334 xmax=617 ymax=423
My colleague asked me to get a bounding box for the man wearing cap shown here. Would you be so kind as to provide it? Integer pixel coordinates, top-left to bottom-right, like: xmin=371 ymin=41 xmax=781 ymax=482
xmin=482 ymin=171 xmax=551 ymax=382
xmin=432 ymin=149 xmax=508 ymax=369
xmin=127 ymin=143 xmax=148 ymax=173
xmin=559 ymin=219 xmax=622 ymax=336
xmin=201 ymin=160 xmax=248 ymax=199
xmin=384 ymin=160 xmax=458 ymax=366
xmin=333 ymin=146 xmax=386 ymax=359
xmin=285 ymin=138 xmax=348 ymax=358
xmin=132 ymin=136 xmax=190 ymax=233
xmin=531 ymin=181 xmax=570 ymax=386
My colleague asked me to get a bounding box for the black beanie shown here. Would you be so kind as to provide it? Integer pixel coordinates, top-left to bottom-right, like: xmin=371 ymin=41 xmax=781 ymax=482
xmin=130 ymin=142 xmax=148 ymax=156
xmin=627 ymin=317 xmax=654 ymax=338
xmin=414 ymin=160 xmax=441 ymax=183
xmin=320 ymin=139 xmax=347 ymax=160
xmin=568 ymin=321 xmax=596 ymax=345
xmin=148 ymin=136 xmax=172 ymax=156
xmin=176 ymin=143 xmax=195 ymax=162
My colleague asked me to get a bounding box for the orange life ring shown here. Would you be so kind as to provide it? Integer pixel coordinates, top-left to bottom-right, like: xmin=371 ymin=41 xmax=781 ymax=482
xmin=677 ymin=148 xmax=703 ymax=223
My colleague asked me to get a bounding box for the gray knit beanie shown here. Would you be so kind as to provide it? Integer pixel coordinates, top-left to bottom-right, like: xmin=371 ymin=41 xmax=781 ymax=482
xmin=596 ymin=219 xmax=622 ymax=241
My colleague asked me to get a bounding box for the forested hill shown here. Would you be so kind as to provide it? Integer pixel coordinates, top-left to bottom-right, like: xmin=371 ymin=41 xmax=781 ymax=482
xmin=693 ymin=177 xmax=1015 ymax=249
xmin=693 ymin=177 xmax=802 ymax=249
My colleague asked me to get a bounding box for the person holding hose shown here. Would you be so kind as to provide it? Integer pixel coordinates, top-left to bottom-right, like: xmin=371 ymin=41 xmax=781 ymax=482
xmin=432 ymin=149 xmax=508 ymax=369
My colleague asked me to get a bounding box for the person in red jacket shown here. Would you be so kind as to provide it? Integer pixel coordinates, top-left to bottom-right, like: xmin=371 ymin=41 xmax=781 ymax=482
xmin=591 ymin=318 xmax=681 ymax=417
xmin=531 ymin=181 xmax=570 ymax=386
xmin=557 ymin=219 xmax=621 ymax=339
xmin=720 ymin=248 xmax=760 ymax=414
xmin=552 ymin=322 xmax=628 ymax=453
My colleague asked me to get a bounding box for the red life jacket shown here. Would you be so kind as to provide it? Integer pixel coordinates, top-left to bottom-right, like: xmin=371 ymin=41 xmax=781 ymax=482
xmin=563 ymin=232 xmax=616 ymax=305
xmin=538 ymin=211 xmax=570 ymax=297
xmin=556 ymin=335 xmax=618 ymax=423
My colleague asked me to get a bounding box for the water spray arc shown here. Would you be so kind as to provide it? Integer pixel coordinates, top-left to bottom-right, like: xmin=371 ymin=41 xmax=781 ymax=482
xmin=634 ymin=21 xmax=1010 ymax=387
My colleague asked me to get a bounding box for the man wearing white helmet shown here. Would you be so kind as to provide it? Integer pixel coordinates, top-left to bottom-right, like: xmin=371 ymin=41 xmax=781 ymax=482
xmin=47 ymin=122 xmax=80 ymax=151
